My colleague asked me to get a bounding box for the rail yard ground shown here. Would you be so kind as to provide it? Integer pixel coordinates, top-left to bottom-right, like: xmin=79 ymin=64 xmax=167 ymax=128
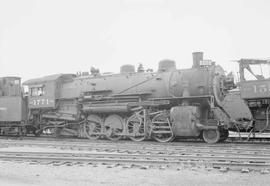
xmin=1 ymin=160 xmax=269 ymax=186
xmin=1 ymin=138 xmax=270 ymax=186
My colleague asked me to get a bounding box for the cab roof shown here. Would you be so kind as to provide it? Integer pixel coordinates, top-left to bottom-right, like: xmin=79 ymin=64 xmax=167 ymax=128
xmin=23 ymin=74 xmax=75 ymax=85
xmin=0 ymin=76 xmax=21 ymax=80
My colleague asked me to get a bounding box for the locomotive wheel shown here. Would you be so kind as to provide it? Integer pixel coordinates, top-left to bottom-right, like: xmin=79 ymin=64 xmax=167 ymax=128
xmin=84 ymin=115 xmax=102 ymax=140
xmin=104 ymin=114 xmax=124 ymax=141
xmin=127 ymin=113 xmax=146 ymax=142
xmin=202 ymin=129 xmax=221 ymax=144
xmin=151 ymin=113 xmax=174 ymax=143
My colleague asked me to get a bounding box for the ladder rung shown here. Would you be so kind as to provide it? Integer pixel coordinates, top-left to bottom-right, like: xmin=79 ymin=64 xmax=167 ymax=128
xmin=152 ymin=126 xmax=171 ymax=129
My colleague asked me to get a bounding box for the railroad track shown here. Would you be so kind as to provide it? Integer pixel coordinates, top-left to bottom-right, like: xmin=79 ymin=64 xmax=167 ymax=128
xmin=2 ymin=134 xmax=270 ymax=145
xmin=1 ymin=138 xmax=270 ymax=171
xmin=2 ymin=138 xmax=270 ymax=155
xmin=0 ymin=150 xmax=270 ymax=171
xmin=2 ymin=144 xmax=270 ymax=158
xmin=0 ymin=138 xmax=270 ymax=170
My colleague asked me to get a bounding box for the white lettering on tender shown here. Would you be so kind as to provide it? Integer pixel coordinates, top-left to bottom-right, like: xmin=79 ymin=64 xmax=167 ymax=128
xmin=253 ymin=84 xmax=270 ymax=93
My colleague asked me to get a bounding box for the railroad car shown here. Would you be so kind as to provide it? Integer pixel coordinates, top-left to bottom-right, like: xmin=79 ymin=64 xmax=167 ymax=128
xmin=0 ymin=77 xmax=28 ymax=135
xmin=236 ymin=59 xmax=270 ymax=136
xmin=22 ymin=52 xmax=234 ymax=143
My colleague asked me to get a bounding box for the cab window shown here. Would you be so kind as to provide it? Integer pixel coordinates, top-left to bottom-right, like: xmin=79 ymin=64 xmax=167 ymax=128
xmin=243 ymin=64 xmax=270 ymax=81
xmin=30 ymin=87 xmax=45 ymax=96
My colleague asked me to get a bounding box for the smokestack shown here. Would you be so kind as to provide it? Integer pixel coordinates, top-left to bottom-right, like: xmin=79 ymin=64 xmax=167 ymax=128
xmin=192 ymin=52 xmax=203 ymax=68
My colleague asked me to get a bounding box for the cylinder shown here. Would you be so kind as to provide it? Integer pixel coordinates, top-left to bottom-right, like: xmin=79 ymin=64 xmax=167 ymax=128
xmin=192 ymin=52 xmax=203 ymax=68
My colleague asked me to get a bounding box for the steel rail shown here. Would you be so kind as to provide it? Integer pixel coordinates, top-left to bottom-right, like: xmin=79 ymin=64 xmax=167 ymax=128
xmin=2 ymin=141 xmax=270 ymax=158
xmin=0 ymin=151 xmax=269 ymax=170
xmin=1 ymin=151 xmax=270 ymax=163
xmin=2 ymin=138 xmax=270 ymax=150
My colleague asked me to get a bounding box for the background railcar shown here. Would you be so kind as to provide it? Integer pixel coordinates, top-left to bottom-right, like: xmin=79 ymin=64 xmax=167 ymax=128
xmin=0 ymin=77 xmax=28 ymax=135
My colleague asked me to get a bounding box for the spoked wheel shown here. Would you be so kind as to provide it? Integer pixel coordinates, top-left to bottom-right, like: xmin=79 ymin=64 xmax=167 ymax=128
xmin=202 ymin=129 xmax=221 ymax=143
xmin=84 ymin=115 xmax=102 ymax=140
xmin=151 ymin=112 xmax=174 ymax=143
xmin=104 ymin=114 xmax=124 ymax=141
xmin=127 ymin=111 xmax=146 ymax=142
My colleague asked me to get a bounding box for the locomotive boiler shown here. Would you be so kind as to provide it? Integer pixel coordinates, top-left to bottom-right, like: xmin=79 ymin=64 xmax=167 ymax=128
xmin=23 ymin=52 xmax=234 ymax=143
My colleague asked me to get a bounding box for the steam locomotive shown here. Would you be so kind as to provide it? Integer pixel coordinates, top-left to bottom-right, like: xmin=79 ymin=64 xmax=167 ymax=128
xmin=0 ymin=52 xmax=235 ymax=143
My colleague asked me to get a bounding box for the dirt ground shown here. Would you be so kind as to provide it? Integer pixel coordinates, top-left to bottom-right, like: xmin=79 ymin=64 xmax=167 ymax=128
xmin=0 ymin=160 xmax=269 ymax=186
xmin=0 ymin=145 xmax=269 ymax=186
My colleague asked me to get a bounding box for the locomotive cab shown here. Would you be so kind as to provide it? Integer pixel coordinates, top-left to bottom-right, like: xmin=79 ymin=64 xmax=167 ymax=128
xmin=25 ymin=83 xmax=54 ymax=109
xmin=23 ymin=74 xmax=74 ymax=109
xmin=23 ymin=74 xmax=76 ymax=133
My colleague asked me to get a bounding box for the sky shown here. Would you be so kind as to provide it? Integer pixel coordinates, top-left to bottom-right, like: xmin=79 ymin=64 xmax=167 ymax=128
xmin=0 ymin=0 xmax=270 ymax=82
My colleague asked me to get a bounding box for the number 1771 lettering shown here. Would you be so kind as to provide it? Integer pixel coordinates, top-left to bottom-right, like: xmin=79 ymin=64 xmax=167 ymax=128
xmin=32 ymin=99 xmax=50 ymax=105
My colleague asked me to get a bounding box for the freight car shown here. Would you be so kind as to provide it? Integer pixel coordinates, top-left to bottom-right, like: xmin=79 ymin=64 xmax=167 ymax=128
xmin=235 ymin=59 xmax=270 ymax=135
xmin=17 ymin=52 xmax=234 ymax=143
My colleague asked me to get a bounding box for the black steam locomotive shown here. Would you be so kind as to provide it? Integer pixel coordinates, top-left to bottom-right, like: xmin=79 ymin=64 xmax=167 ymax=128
xmin=0 ymin=52 xmax=235 ymax=143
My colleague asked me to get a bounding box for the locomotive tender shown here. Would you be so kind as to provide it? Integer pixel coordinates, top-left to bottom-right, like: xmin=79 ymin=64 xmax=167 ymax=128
xmin=0 ymin=52 xmax=234 ymax=143
xmin=0 ymin=77 xmax=28 ymax=135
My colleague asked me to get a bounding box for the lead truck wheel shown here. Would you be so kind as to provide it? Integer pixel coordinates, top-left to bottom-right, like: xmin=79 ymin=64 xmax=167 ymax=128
xmin=202 ymin=129 xmax=221 ymax=143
